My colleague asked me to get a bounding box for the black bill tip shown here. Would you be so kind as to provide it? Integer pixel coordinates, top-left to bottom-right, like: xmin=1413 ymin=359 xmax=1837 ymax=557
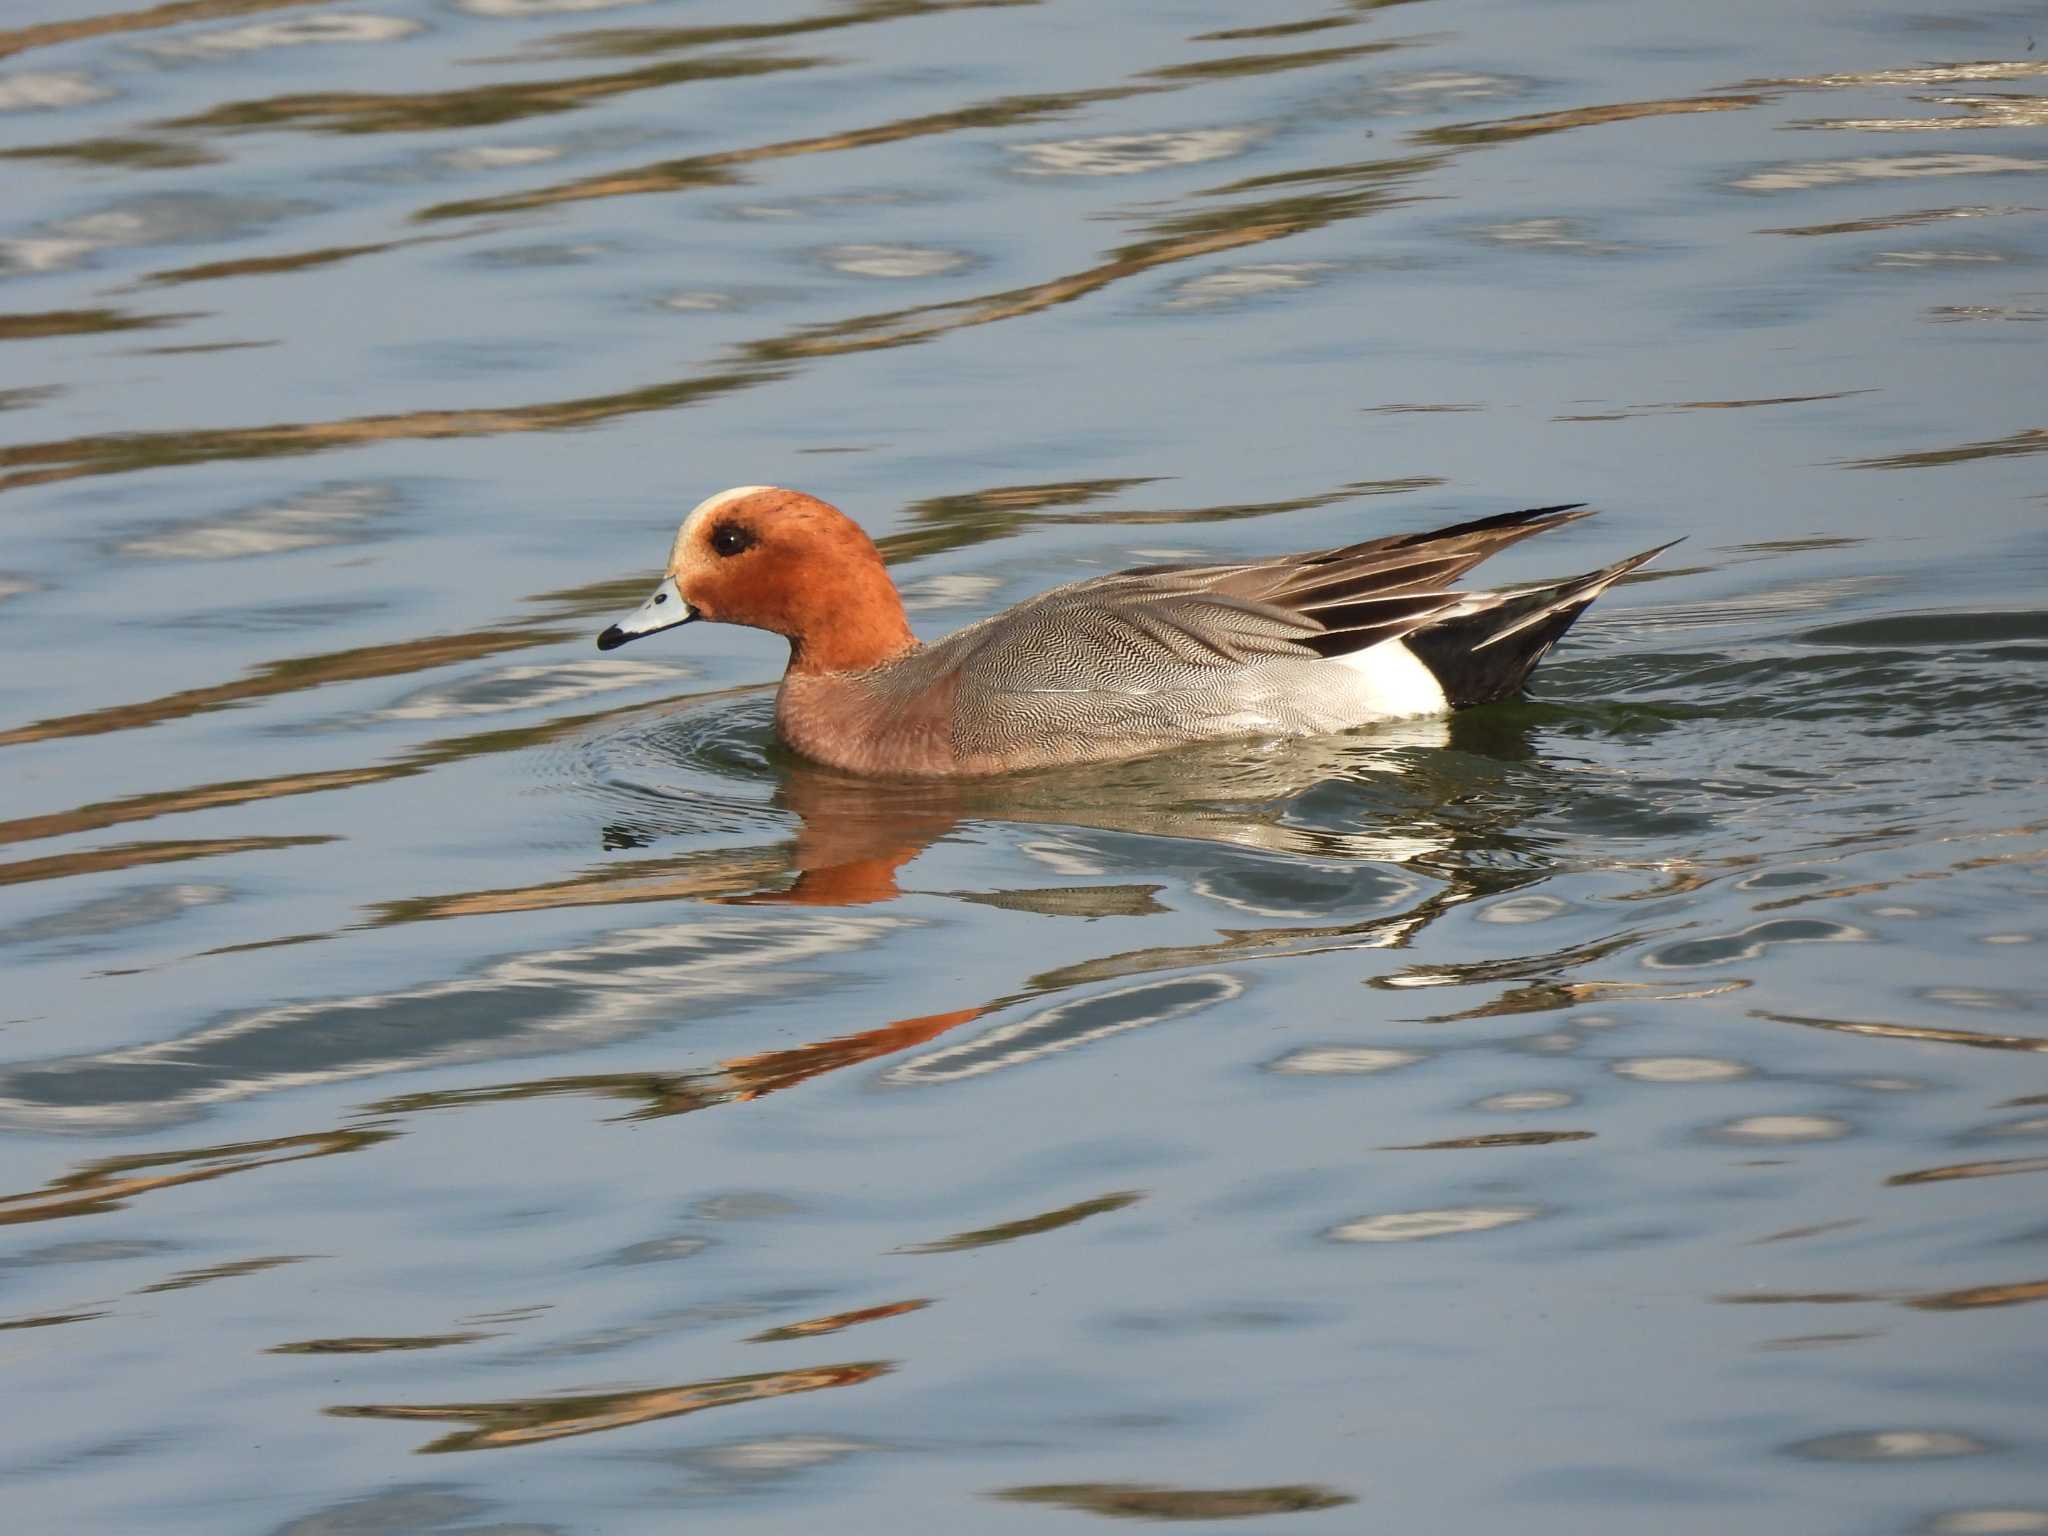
xmin=596 ymin=625 xmax=631 ymax=652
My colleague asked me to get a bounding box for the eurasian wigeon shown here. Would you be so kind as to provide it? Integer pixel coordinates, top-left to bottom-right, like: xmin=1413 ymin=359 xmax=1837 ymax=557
xmin=597 ymin=486 xmax=1671 ymax=777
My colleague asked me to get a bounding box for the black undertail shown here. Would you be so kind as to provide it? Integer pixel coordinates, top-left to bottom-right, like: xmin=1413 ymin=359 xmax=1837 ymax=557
xmin=1403 ymin=541 xmax=1677 ymax=707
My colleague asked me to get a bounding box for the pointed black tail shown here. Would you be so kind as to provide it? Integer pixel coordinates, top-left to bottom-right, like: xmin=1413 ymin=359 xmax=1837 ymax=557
xmin=1405 ymin=540 xmax=1677 ymax=707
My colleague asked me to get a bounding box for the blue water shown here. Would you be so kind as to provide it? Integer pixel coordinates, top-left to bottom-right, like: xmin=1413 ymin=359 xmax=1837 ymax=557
xmin=2 ymin=0 xmax=2045 ymax=1531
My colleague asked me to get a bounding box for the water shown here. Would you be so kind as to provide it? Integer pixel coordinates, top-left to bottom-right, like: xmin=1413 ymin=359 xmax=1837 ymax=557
xmin=3 ymin=0 xmax=2046 ymax=1529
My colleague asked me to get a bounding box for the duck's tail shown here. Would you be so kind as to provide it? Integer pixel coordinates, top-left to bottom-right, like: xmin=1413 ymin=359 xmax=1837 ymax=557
xmin=1404 ymin=539 xmax=1680 ymax=707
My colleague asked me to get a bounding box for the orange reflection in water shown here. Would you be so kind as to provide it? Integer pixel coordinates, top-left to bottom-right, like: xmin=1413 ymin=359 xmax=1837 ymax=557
xmin=369 ymin=1003 xmax=986 ymax=1122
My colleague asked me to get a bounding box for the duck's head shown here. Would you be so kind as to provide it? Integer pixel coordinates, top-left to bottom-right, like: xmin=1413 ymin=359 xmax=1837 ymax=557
xmin=596 ymin=486 xmax=915 ymax=675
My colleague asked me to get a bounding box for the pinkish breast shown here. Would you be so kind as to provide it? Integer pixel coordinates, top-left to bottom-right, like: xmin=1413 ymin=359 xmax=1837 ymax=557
xmin=775 ymin=668 xmax=961 ymax=777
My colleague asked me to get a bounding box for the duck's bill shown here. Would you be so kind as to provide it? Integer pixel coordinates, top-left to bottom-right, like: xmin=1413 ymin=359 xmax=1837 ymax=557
xmin=596 ymin=577 xmax=694 ymax=651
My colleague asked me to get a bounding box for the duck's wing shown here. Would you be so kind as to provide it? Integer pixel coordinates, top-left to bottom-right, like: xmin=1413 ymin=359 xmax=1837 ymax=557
xmin=926 ymin=504 xmax=1600 ymax=691
xmin=1198 ymin=502 xmax=1598 ymax=659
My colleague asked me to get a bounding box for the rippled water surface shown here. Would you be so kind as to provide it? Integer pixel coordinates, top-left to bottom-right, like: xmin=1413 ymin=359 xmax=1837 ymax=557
xmin=4 ymin=0 xmax=2047 ymax=1530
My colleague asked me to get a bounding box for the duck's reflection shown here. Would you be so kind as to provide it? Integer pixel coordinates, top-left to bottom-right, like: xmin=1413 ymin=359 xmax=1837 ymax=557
xmin=678 ymin=711 xmax=1523 ymax=908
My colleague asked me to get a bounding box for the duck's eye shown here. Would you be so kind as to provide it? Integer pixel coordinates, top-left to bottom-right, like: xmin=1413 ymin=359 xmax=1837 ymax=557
xmin=709 ymin=522 xmax=756 ymax=558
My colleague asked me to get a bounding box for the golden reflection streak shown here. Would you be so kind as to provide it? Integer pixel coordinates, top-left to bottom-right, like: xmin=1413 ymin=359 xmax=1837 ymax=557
xmin=895 ymin=1191 xmax=1143 ymax=1254
xmin=0 ymin=624 xmax=578 ymax=748
xmin=1415 ymin=94 xmax=1765 ymax=147
xmin=369 ymin=1070 xmax=727 ymax=1122
xmin=1758 ymin=1333 xmax=1876 ymax=1350
xmin=137 ymin=1253 xmax=310 ymax=1294
xmin=0 ymin=0 xmax=320 ymax=60
xmin=0 ymin=1127 xmax=393 ymax=1227
xmin=1383 ymin=1131 xmax=1595 ymax=1149
xmin=0 ymin=834 xmax=334 ymax=888
xmin=0 ymin=309 xmax=195 ymax=340
xmin=1840 ymin=427 xmax=2048 ymax=471
xmin=1195 ymin=17 xmax=1361 ymax=43
xmin=1759 ymin=204 xmax=2038 ymax=237
xmin=996 ymin=1484 xmax=1355 ymax=1519
xmin=0 ymin=1310 xmax=108 ymax=1330
xmin=0 ymin=682 xmax=757 ymax=852
xmin=1885 ymin=1155 xmax=2048 ymax=1186
xmin=133 ymin=339 xmax=274 ymax=357
xmin=1746 ymin=63 xmax=2048 ymax=89
xmin=1748 ymin=1219 xmax=1862 ymax=1245
xmin=142 ymin=234 xmax=469 ymax=287
xmin=1554 ymin=390 xmax=1873 ymax=422
xmin=368 ymin=1004 xmax=987 ymax=1121
xmin=1142 ymin=38 xmax=1408 ymax=80
xmin=169 ymin=53 xmax=823 ymax=136
xmin=0 ymin=366 xmax=781 ymax=496
xmin=366 ymin=848 xmax=794 ymax=926
xmin=466 ymin=0 xmax=1035 ymax=61
xmin=1906 ymin=1278 xmax=2048 ymax=1312
xmin=962 ymin=884 xmax=1167 ymax=918
xmin=269 ymin=1332 xmax=494 ymax=1354
xmin=1 ymin=135 xmax=220 ymax=170
xmin=747 ymin=1299 xmax=931 ymax=1343
xmin=0 ymin=769 xmax=393 ymax=847
xmin=328 ymin=1360 xmax=892 ymax=1453
xmin=1797 ymin=96 xmax=2048 ymax=132
xmin=1754 ymin=1010 xmax=2048 ymax=1054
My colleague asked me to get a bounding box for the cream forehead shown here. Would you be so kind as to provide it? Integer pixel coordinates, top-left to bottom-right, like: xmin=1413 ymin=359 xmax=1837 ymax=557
xmin=670 ymin=485 xmax=780 ymax=563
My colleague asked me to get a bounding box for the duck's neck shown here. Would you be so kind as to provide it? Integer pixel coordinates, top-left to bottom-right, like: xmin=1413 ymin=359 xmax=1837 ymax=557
xmin=785 ymin=567 xmax=917 ymax=676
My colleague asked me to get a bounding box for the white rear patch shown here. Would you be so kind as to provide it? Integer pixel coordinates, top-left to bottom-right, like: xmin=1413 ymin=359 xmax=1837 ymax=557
xmin=1330 ymin=638 xmax=1448 ymax=718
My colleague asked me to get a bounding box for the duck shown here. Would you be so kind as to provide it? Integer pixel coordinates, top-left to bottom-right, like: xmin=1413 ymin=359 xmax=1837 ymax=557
xmin=596 ymin=486 xmax=1671 ymax=777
